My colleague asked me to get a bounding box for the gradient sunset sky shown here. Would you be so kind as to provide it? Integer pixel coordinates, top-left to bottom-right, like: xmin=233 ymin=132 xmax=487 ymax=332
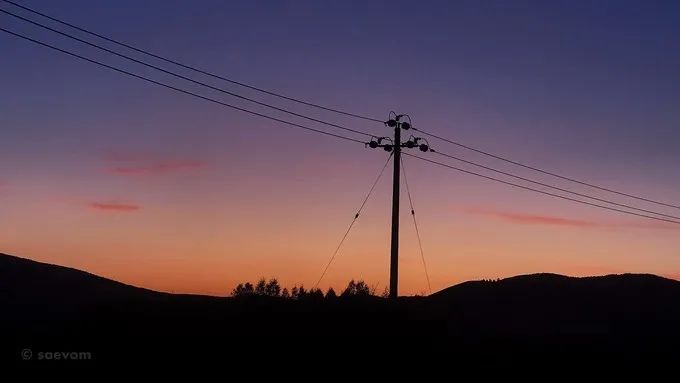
xmin=1 ymin=0 xmax=679 ymax=296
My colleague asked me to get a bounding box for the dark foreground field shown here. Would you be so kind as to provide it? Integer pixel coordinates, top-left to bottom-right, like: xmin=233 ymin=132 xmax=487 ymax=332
xmin=2 ymin=252 xmax=679 ymax=364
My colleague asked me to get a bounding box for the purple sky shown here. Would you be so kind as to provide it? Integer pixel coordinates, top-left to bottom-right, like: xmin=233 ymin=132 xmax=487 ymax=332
xmin=1 ymin=0 xmax=679 ymax=295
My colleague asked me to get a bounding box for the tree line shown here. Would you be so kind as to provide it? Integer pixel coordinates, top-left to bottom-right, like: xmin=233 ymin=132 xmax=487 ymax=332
xmin=231 ymin=278 xmax=383 ymax=299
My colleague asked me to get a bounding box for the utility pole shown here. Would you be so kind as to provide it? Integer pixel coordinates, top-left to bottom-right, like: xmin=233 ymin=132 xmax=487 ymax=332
xmin=389 ymin=121 xmax=401 ymax=299
xmin=366 ymin=114 xmax=430 ymax=298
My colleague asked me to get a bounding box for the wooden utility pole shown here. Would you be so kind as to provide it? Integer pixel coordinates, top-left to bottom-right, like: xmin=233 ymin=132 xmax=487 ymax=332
xmin=368 ymin=114 xmax=429 ymax=298
xmin=389 ymin=122 xmax=401 ymax=299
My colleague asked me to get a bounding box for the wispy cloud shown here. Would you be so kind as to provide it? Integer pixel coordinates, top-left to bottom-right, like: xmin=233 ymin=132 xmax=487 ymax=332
xmin=103 ymin=152 xmax=206 ymax=176
xmin=89 ymin=202 xmax=141 ymax=212
xmin=463 ymin=207 xmax=599 ymax=228
xmin=459 ymin=207 xmax=678 ymax=230
xmin=110 ymin=160 xmax=206 ymax=175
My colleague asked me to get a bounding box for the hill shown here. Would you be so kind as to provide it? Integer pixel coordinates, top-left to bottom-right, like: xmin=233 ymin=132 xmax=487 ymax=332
xmin=429 ymin=272 xmax=680 ymax=337
xmin=0 ymin=252 xmax=162 ymax=305
xmin=2 ymin=253 xmax=679 ymax=361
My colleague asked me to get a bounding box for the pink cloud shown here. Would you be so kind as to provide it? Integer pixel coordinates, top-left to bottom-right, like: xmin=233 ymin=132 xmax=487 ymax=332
xmin=89 ymin=202 xmax=141 ymax=212
xmin=110 ymin=160 xmax=206 ymax=175
xmin=462 ymin=207 xmax=600 ymax=227
xmin=102 ymin=152 xmax=207 ymax=176
xmin=460 ymin=207 xmax=679 ymax=230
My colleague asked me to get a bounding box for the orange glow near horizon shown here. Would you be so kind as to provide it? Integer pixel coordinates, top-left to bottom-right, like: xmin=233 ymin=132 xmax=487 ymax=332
xmin=1 ymin=151 xmax=678 ymax=296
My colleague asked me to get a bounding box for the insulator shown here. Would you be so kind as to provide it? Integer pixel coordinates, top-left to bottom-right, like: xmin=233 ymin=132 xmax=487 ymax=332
xmin=401 ymin=122 xmax=411 ymax=130
xmin=383 ymin=144 xmax=393 ymax=152
xmin=404 ymin=141 xmax=416 ymax=148
xmin=386 ymin=119 xmax=397 ymax=127
xmin=419 ymin=144 xmax=429 ymax=152
xmin=369 ymin=140 xmax=379 ymax=148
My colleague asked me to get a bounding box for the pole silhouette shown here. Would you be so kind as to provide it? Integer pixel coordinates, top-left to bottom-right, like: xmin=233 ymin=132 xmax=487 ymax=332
xmin=389 ymin=124 xmax=401 ymax=299
xmin=367 ymin=114 xmax=429 ymax=298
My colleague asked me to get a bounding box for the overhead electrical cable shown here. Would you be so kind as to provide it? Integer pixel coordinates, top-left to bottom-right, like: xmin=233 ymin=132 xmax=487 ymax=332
xmin=401 ymin=156 xmax=432 ymax=294
xmin=403 ymin=152 xmax=680 ymax=225
xmin=313 ymin=153 xmax=393 ymax=290
xmin=414 ymin=127 xmax=680 ymax=210
xmin=0 ymin=27 xmax=365 ymax=144
xmin=429 ymin=150 xmax=680 ymax=221
xmin=0 ymin=7 xmax=375 ymax=139
xmin=1 ymin=0 xmax=385 ymax=123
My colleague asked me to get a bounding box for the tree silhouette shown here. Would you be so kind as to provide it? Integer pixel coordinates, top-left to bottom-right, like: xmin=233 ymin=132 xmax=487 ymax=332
xmin=255 ymin=278 xmax=267 ymax=295
xmin=232 ymin=279 xmax=374 ymax=299
xmin=297 ymin=285 xmax=307 ymax=300
xmin=341 ymin=280 xmax=355 ymax=297
xmin=355 ymin=281 xmax=371 ymax=296
xmin=231 ymin=282 xmax=255 ymax=297
xmin=231 ymin=283 xmax=245 ymax=297
xmin=307 ymin=288 xmax=324 ymax=301
xmin=244 ymin=282 xmax=254 ymax=294
xmin=265 ymin=278 xmax=281 ymax=297
xmin=341 ymin=279 xmax=372 ymax=297
xmin=326 ymin=287 xmax=337 ymax=299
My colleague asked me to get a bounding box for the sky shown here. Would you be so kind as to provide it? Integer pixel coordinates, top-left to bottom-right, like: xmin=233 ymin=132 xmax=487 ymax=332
xmin=1 ymin=0 xmax=679 ymax=296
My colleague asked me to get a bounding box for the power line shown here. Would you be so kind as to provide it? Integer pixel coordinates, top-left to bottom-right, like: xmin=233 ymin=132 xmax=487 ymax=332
xmin=415 ymin=127 xmax=680 ymax=210
xmin=400 ymin=156 xmax=432 ymax=294
xmin=4 ymin=3 xmax=674 ymax=212
xmin=313 ymin=153 xmax=393 ymax=290
xmin=0 ymin=26 xmax=366 ymax=145
xmin=20 ymin=0 xmax=671 ymax=216
xmin=403 ymin=152 xmax=680 ymax=225
xmin=1 ymin=0 xmax=385 ymax=124
xmin=430 ymin=150 xmax=680 ymax=221
xmin=0 ymin=8 xmax=375 ymax=139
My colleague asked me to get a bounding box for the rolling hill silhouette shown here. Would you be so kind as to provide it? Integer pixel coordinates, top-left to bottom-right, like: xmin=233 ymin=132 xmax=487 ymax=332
xmin=3 ymin=252 xmax=679 ymax=361
xmin=0 ymin=252 xmax=161 ymax=305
